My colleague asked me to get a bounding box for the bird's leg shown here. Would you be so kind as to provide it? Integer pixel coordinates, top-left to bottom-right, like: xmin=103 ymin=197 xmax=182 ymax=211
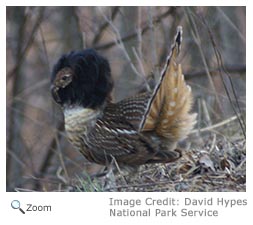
xmin=110 ymin=156 xmax=129 ymax=185
xmin=102 ymin=159 xmax=117 ymax=191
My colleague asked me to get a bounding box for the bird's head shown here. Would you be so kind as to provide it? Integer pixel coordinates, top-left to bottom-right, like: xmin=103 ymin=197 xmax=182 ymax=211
xmin=51 ymin=49 xmax=113 ymax=109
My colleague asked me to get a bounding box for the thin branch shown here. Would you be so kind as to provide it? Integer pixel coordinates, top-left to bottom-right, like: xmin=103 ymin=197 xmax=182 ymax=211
xmin=92 ymin=6 xmax=120 ymax=45
xmin=185 ymin=64 xmax=245 ymax=78
xmin=191 ymin=115 xmax=238 ymax=134
xmin=198 ymin=12 xmax=246 ymax=138
xmin=201 ymin=99 xmax=217 ymax=153
xmin=147 ymin=7 xmax=159 ymax=81
xmin=98 ymin=7 xmax=150 ymax=90
xmin=202 ymin=99 xmax=212 ymax=126
xmin=136 ymin=6 xmax=143 ymax=60
xmin=188 ymin=81 xmax=245 ymax=104
xmin=185 ymin=7 xmax=222 ymax=112
xmin=39 ymin=26 xmax=50 ymax=73
xmin=132 ymin=47 xmax=150 ymax=91
xmin=55 ymin=133 xmax=70 ymax=182
xmin=216 ymin=7 xmax=245 ymax=43
xmin=7 ymin=7 xmax=45 ymax=82
xmin=7 ymin=79 xmax=49 ymax=106
xmin=94 ymin=7 xmax=176 ymax=50
xmin=34 ymin=122 xmax=65 ymax=190
xmin=7 ymin=148 xmax=27 ymax=169
xmin=197 ymin=98 xmax=202 ymax=132
xmin=7 ymin=105 xmax=67 ymax=141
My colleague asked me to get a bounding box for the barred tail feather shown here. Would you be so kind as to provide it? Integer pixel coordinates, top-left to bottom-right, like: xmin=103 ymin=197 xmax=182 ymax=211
xmin=140 ymin=26 xmax=196 ymax=141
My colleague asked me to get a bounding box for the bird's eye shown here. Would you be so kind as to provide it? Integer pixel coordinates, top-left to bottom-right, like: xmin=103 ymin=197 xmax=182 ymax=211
xmin=61 ymin=74 xmax=71 ymax=81
xmin=59 ymin=73 xmax=72 ymax=88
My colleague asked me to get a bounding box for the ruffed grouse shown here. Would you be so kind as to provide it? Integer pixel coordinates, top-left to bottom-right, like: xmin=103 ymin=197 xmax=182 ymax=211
xmin=51 ymin=26 xmax=197 ymax=166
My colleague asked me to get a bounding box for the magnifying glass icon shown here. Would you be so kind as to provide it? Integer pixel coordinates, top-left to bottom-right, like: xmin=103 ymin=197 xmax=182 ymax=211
xmin=11 ymin=200 xmax=25 ymax=214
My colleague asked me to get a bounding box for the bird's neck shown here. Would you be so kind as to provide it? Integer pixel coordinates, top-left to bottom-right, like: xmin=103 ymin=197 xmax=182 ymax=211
xmin=64 ymin=105 xmax=101 ymax=125
xmin=63 ymin=106 xmax=101 ymax=143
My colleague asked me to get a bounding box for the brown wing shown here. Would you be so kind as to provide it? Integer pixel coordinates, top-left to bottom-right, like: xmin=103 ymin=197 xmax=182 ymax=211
xmin=85 ymin=111 xmax=158 ymax=166
xmin=106 ymin=92 xmax=151 ymax=130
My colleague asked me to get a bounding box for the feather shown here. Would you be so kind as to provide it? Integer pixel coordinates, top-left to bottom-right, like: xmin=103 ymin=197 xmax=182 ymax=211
xmin=139 ymin=26 xmax=196 ymax=141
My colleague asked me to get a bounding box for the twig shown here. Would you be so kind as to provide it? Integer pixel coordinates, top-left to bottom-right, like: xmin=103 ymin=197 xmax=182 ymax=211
xmin=185 ymin=64 xmax=245 ymax=78
xmin=39 ymin=26 xmax=50 ymax=73
xmin=56 ymin=167 xmax=68 ymax=184
xmin=198 ymin=12 xmax=246 ymax=138
xmin=197 ymin=97 xmax=202 ymax=133
xmin=55 ymin=133 xmax=70 ymax=182
xmin=92 ymin=6 xmax=120 ymax=45
xmin=94 ymin=7 xmax=176 ymax=50
xmin=216 ymin=7 xmax=245 ymax=43
xmin=201 ymin=99 xmax=216 ymax=153
xmin=185 ymin=7 xmax=222 ymax=112
xmin=6 ymin=148 xmax=27 ymax=168
xmin=201 ymin=98 xmax=217 ymax=153
xmin=202 ymin=99 xmax=212 ymax=126
xmin=191 ymin=115 xmax=238 ymax=134
xmin=34 ymin=122 xmax=65 ymax=190
xmin=98 ymin=7 xmax=150 ymax=90
xmin=7 ymin=105 xmax=65 ymax=135
xmin=136 ymin=6 xmax=143 ymax=60
xmin=7 ymin=79 xmax=49 ymax=106
xmin=7 ymin=7 xmax=45 ymax=82
xmin=147 ymin=7 xmax=159 ymax=81
xmin=132 ymin=47 xmax=150 ymax=91
xmin=189 ymin=81 xmax=245 ymax=104
xmin=15 ymin=188 xmax=38 ymax=192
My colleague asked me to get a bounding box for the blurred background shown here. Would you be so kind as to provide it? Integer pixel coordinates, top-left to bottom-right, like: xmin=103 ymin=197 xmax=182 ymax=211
xmin=6 ymin=6 xmax=245 ymax=191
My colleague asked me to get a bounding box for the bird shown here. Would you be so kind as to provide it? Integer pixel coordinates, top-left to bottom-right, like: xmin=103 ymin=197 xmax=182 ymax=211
xmin=51 ymin=26 xmax=197 ymax=167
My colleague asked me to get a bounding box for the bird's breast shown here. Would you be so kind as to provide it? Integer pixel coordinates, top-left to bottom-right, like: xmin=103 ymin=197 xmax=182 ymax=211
xmin=63 ymin=106 xmax=100 ymax=149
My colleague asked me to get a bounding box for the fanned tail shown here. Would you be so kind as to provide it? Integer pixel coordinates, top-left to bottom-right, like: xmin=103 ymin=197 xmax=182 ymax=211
xmin=139 ymin=26 xmax=197 ymax=141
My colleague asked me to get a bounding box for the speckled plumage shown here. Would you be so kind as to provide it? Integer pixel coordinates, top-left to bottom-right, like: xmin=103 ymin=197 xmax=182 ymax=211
xmin=51 ymin=27 xmax=196 ymax=166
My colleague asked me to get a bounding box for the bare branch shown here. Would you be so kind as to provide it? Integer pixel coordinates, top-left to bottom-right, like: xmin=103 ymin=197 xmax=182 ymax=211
xmin=147 ymin=7 xmax=159 ymax=81
xmin=7 ymin=7 xmax=45 ymax=82
xmin=197 ymin=10 xmax=246 ymax=138
xmin=132 ymin=47 xmax=150 ymax=91
xmin=136 ymin=7 xmax=143 ymax=60
xmin=98 ymin=7 xmax=150 ymax=90
xmin=94 ymin=7 xmax=176 ymax=50
xmin=216 ymin=7 xmax=245 ymax=43
xmin=92 ymin=6 xmax=120 ymax=45
xmin=191 ymin=115 xmax=238 ymax=134
xmin=185 ymin=7 xmax=223 ymax=111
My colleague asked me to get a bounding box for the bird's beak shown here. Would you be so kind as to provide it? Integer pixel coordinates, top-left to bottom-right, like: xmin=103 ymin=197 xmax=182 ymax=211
xmin=51 ymin=85 xmax=61 ymax=104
